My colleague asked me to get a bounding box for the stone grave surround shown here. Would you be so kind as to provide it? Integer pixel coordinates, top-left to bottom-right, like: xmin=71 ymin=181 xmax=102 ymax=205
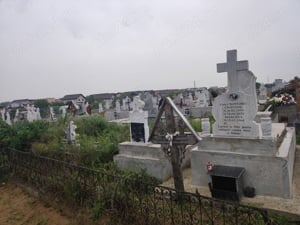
xmin=114 ymin=97 xmax=197 ymax=182
xmin=191 ymin=50 xmax=296 ymax=198
xmin=114 ymin=96 xmax=166 ymax=180
xmin=114 ymin=142 xmax=192 ymax=181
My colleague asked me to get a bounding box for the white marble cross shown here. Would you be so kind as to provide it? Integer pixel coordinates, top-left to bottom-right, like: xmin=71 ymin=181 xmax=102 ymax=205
xmin=132 ymin=96 xmax=145 ymax=112
xmin=217 ymin=50 xmax=248 ymax=92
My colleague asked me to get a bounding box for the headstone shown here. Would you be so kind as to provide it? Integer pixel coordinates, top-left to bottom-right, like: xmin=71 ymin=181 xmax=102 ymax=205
xmin=184 ymin=93 xmax=194 ymax=107
xmin=200 ymin=87 xmax=210 ymax=104
xmin=143 ymin=92 xmax=153 ymax=109
xmin=1 ymin=108 xmax=5 ymax=121
xmin=173 ymin=93 xmax=183 ymax=105
xmin=98 ymin=103 xmax=103 ymax=113
xmin=201 ymin=118 xmax=210 ymax=136
xmin=129 ymin=96 xmax=149 ymax=143
xmin=261 ymin=117 xmax=272 ymax=139
xmin=49 ymin=107 xmax=55 ymax=120
xmin=213 ymin=49 xmax=259 ymax=138
xmin=191 ymin=50 xmax=296 ymax=199
xmin=59 ymin=105 xmax=68 ymax=118
xmin=105 ymin=100 xmax=111 ymax=110
xmin=195 ymin=90 xmax=208 ymax=107
xmin=26 ymin=104 xmax=34 ymax=122
xmin=66 ymin=120 xmax=77 ymax=143
xmin=122 ymin=98 xmax=127 ymax=111
xmin=14 ymin=109 xmax=19 ymax=122
xmin=36 ymin=108 xmax=41 ymax=120
xmin=115 ymin=99 xmax=121 ymax=113
xmin=5 ymin=111 xmax=11 ymax=125
xmin=258 ymin=83 xmax=267 ymax=104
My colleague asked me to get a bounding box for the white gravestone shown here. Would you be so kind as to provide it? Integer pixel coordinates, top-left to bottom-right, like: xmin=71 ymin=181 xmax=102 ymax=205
xmin=105 ymin=100 xmax=110 ymax=110
xmin=201 ymin=118 xmax=210 ymax=136
xmin=36 ymin=108 xmax=41 ymax=120
xmin=49 ymin=107 xmax=55 ymax=120
xmin=213 ymin=50 xmax=259 ymax=138
xmin=14 ymin=109 xmax=19 ymax=122
xmin=185 ymin=93 xmax=194 ymax=107
xmin=258 ymin=83 xmax=268 ymax=104
xmin=122 ymin=98 xmax=127 ymax=111
xmin=66 ymin=121 xmax=77 ymax=143
xmin=261 ymin=117 xmax=272 ymax=139
xmin=59 ymin=105 xmax=68 ymax=118
xmin=85 ymin=102 xmax=90 ymax=115
xmin=26 ymin=104 xmax=34 ymax=122
xmin=195 ymin=91 xmax=208 ymax=107
xmin=99 ymin=103 xmax=103 ymax=113
xmin=129 ymin=96 xmax=149 ymax=143
xmin=6 ymin=112 xmax=11 ymax=125
xmin=1 ymin=108 xmax=5 ymax=121
xmin=115 ymin=100 xmax=121 ymax=113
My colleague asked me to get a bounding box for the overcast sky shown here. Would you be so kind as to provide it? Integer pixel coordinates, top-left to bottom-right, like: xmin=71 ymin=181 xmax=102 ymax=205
xmin=0 ymin=0 xmax=299 ymax=102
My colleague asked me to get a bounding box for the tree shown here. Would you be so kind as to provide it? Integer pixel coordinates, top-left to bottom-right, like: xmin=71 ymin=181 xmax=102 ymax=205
xmin=34 ymin=99 xmax=49 ymax=118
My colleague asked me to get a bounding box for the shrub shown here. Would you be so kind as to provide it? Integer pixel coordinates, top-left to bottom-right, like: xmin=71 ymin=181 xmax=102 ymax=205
xmin=8 ymin=120 xmax=49 ymax=151
xmin=0 ymin=120 xmax=13 ymax=148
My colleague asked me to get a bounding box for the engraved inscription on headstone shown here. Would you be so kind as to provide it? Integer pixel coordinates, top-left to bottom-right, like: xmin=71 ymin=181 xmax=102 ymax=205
xmin=213 ymin=50 xmax=259 ymax=138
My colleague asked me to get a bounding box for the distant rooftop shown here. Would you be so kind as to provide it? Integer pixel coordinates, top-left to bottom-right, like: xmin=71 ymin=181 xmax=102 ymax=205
xmin=61 ymin=94 xmax=85 ymax=101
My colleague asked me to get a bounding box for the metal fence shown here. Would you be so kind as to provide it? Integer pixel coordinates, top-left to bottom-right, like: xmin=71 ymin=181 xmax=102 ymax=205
xmin=0 ymin=148 xmax=276 ymax=225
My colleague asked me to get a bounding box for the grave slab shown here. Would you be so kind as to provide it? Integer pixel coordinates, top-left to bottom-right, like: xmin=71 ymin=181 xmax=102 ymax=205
xmin=114 ymin=142 xmax=191 ymax=181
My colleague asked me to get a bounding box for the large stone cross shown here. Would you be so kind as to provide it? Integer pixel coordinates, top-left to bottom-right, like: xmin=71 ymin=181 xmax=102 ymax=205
xmin=217 ymin=49 xmax=249 ymax=93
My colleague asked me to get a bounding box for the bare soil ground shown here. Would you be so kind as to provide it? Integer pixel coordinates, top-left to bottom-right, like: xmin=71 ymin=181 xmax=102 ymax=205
xmin=0 ymin=182 xmax=72 ymax=225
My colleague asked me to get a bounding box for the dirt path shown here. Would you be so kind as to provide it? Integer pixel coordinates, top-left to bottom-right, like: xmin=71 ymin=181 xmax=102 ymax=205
xmin=0 ymin=182 xmax=72 ymax=225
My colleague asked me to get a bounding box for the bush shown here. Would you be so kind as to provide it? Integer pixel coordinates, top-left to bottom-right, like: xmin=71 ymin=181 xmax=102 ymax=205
xmin=2 ymin=120 xmax=49 ymax=151
xmin=0 ymin=120 xmax=13 ymax=148
xmin=31 ymin=116 xmax=130 ymax=167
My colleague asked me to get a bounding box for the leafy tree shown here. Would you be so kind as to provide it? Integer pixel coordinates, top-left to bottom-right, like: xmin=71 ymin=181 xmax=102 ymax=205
xmin=34 ymin=99 xmax=49 ymax=118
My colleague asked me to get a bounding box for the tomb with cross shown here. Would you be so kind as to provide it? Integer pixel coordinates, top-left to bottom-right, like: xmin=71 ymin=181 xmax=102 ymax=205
xmin=149 ymin=97 xmax=201 ymax=192
xmin=213 ymin=49 xmax=259 ymax=138
xmin=191 ymin=49 xmax=296 ymax=199
xmin=217 ymin=49 xmax=248 ymax=93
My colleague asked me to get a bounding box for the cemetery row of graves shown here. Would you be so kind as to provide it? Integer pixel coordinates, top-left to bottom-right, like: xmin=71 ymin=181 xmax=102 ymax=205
xmin=1 ymin=49 xmax=299 ymax=224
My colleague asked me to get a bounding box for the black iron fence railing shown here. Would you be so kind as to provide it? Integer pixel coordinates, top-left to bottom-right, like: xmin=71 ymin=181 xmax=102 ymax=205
xmin=0 ymin=148 xmax=276 ymax=225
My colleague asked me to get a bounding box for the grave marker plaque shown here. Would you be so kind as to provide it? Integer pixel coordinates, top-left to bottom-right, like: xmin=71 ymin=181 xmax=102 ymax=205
xmin=130 ymin=122 xmax=146 ymax=142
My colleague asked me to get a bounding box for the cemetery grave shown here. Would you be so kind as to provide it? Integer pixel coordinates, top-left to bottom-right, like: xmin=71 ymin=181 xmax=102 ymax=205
xmin=191 ymin=50 xmax=296 ymax=199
